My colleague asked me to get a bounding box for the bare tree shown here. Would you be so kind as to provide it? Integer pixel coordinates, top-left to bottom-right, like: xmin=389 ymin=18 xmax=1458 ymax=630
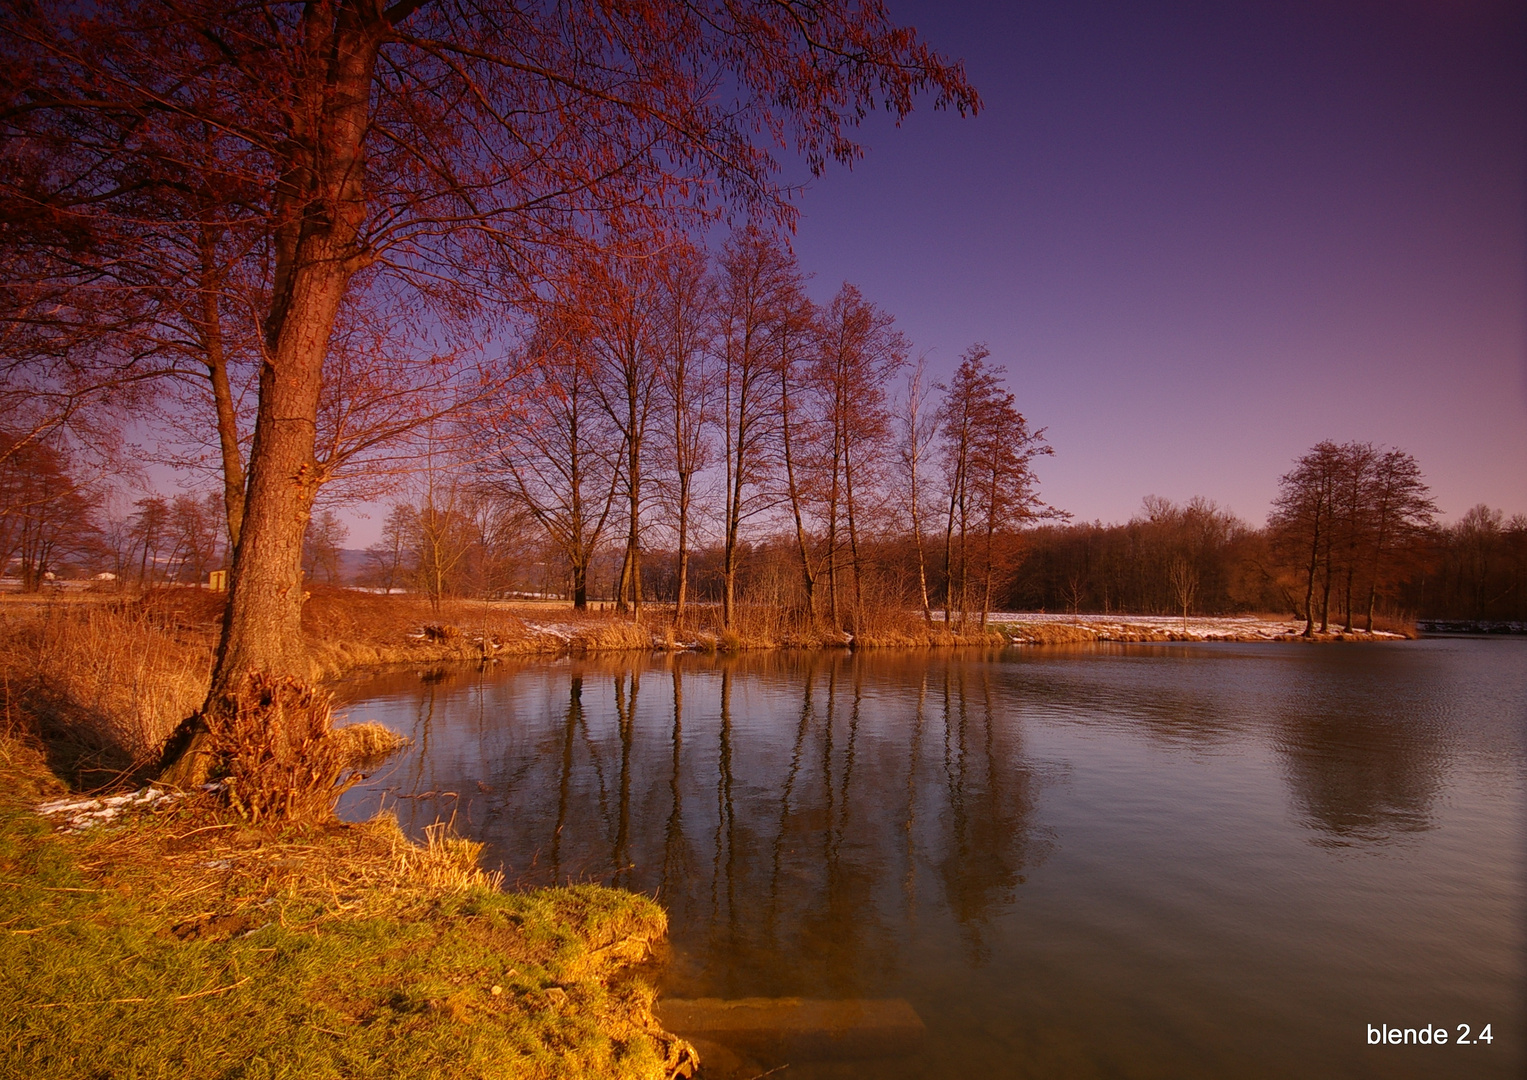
xmin=936 ymin=346 xmax=1052 ymax=629
xmin=1362 ymin=448 xmax=1436 ymax=630
xmin=301 ymin=510 xmax=350 ymax=586
xmin=653 ymin=244 xmax=714 ymax=627
xmin=937 ymin=347 xmax=996 ymax=628
xmin=1271 ymin=441 xmax=1348 ymax=635
xmin=896 ymin=358 xmax=937 ymax=624
xmin=1168 ymin=556 xmax=1199 ymax=626
xmin=413 ymin=491 xmax=475 ymax=614
xmin=814 ymin=283 xmax=907 ymax=631
xmin=1332 ymin=442 xmax=1378 ymax=631
xmin=776 ymin=289 xmax=825 ymax=622
xmin=130 ymin=497 xmax=171 ymax=587
xmin=0 ymin=435 xmax=101 ymax=589
xmin=167 ymin=493 xmax=225 ymax=584
xmin=576 ymin=245 xmax=668 ymax=619
xmin=714 ymin=228 xmax=801 ymax=628
xmin=365 ymin=502 xmax=416 ymax=594
xmin=485 ymin=326 xmax=619 ymax=610
xmin=966 ymin=374 xmax=1052 ymax=628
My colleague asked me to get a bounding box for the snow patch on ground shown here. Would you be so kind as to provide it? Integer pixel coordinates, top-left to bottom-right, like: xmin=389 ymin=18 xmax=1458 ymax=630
xmin=520 ymin=621 xmax=575 ymax=641
xmin=36 ymin=782 xmax=223 ymax=832
xmin=36 ymin=788 xmax=180 ymax=831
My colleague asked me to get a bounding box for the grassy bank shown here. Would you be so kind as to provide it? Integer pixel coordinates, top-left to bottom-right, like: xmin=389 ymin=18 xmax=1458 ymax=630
xmin=0 ymin=735 xmax=695 ymax=1079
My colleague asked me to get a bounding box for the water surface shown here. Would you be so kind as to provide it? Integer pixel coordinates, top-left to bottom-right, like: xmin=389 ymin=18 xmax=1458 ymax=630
xmin=336 ymin=639 xmax=1526 ymax=1079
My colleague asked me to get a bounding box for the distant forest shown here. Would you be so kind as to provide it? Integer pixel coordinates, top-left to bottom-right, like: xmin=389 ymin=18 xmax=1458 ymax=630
xmin=334 ymin=434 xmax=1527 ymax=627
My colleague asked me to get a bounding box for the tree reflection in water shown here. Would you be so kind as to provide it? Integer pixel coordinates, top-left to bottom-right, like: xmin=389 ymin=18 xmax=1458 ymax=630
xmin=346 ymin=651 xmax=1043 ymax=999
xmin=1272 ymin=650 xmax=1448 ymax=846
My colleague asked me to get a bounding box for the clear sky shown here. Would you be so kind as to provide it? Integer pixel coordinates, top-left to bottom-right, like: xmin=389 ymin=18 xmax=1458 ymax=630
xmin=785 ymin=0 xmax=1526 ymax=527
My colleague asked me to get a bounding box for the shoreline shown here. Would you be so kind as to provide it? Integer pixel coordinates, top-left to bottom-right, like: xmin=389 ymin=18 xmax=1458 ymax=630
xmin=347 ymin=611 xmax=1412 ymax=671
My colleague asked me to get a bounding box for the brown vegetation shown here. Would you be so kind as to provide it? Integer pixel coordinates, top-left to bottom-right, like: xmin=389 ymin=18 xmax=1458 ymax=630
xmin=0 ymin=593 xmax=214 ymax=784
xmin=198 ymin=673 xmax=351 ymax=823
xmin=0 ymin=586 xmax=1014 ymax=793
xmin=0 ymin=594 xmax=696 ymax=1076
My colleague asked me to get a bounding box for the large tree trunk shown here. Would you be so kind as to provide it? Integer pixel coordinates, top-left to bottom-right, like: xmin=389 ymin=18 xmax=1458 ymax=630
xmin=160 ymin=259 xmax=350 ymax=786
xmin=160 ymin=3 xmax=384 ymax=786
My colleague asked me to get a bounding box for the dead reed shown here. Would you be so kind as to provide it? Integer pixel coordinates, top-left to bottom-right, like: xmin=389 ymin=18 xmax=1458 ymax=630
xmin=205 ymin=673 xmax=346 ymax=823
xmin=564 ymin=619 xmax=659 ymax=652
xmin=1000 ymin=621 xmax=1103 ymax=644
xmin=385 ymin=819 xmax=505 ymax=892
xmin=0 ymin=596 xmax=212 ymax=778
xmin=330 ymin=720 xmax=412 ymax=767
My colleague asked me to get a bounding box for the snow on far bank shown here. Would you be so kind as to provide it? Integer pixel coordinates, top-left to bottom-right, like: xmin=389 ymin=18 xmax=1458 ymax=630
xmin=984 ymin=612 xmax=1406 ymax=642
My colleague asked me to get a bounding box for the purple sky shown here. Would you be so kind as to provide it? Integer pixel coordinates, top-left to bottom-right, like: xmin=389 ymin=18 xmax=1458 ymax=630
xmin=786 ymin=0 xmax=1526 ymax=527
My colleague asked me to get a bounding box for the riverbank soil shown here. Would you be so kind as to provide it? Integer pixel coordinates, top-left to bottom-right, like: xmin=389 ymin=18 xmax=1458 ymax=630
xmin=0 ymin=735 xmax=695 ymax=1079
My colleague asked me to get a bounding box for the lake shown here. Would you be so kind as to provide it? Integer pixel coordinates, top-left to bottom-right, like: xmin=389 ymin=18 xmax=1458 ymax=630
xmin=335 ymin=638 xmax=1525 ymax=1079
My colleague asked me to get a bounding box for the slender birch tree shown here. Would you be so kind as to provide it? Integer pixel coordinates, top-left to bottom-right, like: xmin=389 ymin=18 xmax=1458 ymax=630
xmin=653 ymin=244 xmax=714 ymax=628
xmin=814 ymin=284 xmax=906 ymax=631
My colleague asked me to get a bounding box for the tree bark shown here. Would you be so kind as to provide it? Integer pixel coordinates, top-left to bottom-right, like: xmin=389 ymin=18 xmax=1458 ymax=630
xmin=198 ymin=224 xmax=247 ymax=551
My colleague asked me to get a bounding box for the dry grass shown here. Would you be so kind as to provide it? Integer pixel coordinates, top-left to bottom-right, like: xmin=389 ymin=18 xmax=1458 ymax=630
xmin=851 ymin=605 xmax=1006 ymax=647
xmin=1364 ymin=613 xmax=1419 ymax=639
xmin=563 ymin=619 xmax=659 ymax=652
xmin=0 ymin=595 xmax=213 ymax=781
xmin=302 ymin=588 xmax=545 ymax=677
xmin=332 ymin=720 xmax=412 ymax=767
xmin=389 ymin=819 xmax=505 ymax=892
xmin=1000 ymin=621 xmax=1106 ymax=644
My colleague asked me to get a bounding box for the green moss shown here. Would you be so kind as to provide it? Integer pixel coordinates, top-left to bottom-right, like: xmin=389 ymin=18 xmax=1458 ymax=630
xmin=0 ymin=752 xmax=686 ymax=1080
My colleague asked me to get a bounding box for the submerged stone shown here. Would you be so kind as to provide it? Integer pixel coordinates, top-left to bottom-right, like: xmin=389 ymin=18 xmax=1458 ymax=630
xmin=655 ymin=997 xmax=926 ymax=1062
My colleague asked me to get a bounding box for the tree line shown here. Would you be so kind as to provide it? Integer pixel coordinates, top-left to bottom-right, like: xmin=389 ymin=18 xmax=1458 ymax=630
xmin=6 ymin=421 xmax=1523 ymax=627
xmin=1007 ymin=443 xmax=1526 ymax=627
xmin=336 ymin=436 xmax=1526 ymax=628
xmin=447 ymin=229 xmax=1053 ymax=634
